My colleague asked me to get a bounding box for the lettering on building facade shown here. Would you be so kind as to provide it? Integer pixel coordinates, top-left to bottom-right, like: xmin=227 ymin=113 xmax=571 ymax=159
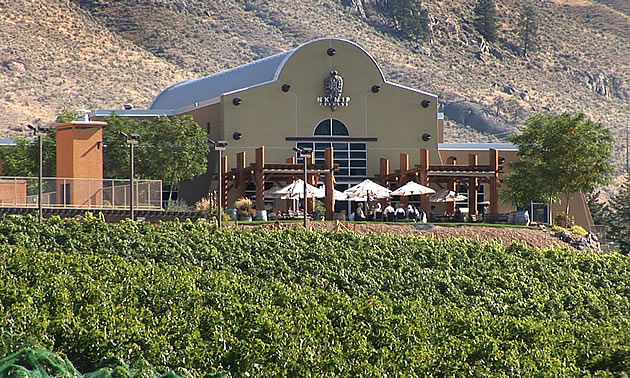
xmin=317 ymin=71 xmax=351 ymax=110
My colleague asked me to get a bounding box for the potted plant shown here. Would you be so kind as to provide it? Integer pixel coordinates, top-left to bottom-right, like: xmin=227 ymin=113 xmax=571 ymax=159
xmin=234 ymin=197 xmax=256 ymax=221
xmin=312 ymin=200 xmax=326 ymax=221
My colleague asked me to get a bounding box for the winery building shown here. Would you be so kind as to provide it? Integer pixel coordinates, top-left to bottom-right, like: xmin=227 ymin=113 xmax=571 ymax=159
xmin=91 ymin=38 xmax=594 ymax=229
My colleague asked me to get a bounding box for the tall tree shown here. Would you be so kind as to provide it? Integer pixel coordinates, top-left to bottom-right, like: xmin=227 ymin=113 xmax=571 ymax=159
xmin=102 ymin=114 xmax=148 ymax=179
xmin=518 ymin=4 xmax=539 ymax=57
xmin=142 ymin=115 xmax=210 ymax=200
xmin=608 ymin=174 xmax=630 ymax=253
xmin=502 ymin=113 xmax=613 ymax=220
xmin=102 ymin=114 xmax=209 ymax=201
xmin=474 ymin=0 xmax=498 ymax=42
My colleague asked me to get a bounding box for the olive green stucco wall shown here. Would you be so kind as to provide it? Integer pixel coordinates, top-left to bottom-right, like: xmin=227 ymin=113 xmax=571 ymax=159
xmin=177 ymin=39 xmax=441 ymax=204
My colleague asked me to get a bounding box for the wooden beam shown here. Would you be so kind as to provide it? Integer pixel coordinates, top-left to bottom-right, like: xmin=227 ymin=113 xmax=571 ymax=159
xmin=399 ymin=153 xmax=410 ymax=205
xmin=221 ymin=155 xmax=228 ymax=209
xmin=468 ymin=153 xmax=478 ymax=217
xmin=254 ymin=146 xmax=265 ymax=212
xmin=236 ymin=151 xmax=247 ymax=198
xmin=447 ymin=156 xmax=457 ymax=215
xmin=489 ymin=149 xmax=499 ymax=214
xmin=419 ymin=148 xmax=430 ymax=213
xmin=325 ymin=147 xmax=335 ymax=220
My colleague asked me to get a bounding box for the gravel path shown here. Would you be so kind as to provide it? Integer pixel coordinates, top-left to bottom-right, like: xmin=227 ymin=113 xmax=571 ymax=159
xmin=249 ymin=221 xmax=569 ymax=250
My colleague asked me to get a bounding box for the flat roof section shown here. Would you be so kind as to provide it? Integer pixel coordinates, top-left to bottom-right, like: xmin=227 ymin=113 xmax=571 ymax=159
xmin=438 ymin=143 xmax=518 ymax=151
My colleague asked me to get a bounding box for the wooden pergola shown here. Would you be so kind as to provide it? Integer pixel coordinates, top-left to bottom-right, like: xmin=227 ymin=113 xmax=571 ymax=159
xmin=222 ymin=146 xmax=338 ymax=219
xmin=375 ymin=148 xmax=502 ymax=216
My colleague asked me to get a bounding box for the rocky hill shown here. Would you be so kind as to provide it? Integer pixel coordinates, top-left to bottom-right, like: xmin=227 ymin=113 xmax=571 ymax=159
xmin=1 ymin=0 xmax=628 ymax=171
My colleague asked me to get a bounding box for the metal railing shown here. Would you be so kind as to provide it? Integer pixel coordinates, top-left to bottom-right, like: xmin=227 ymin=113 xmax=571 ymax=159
xmin=0 ymin=177 xmax=162 ymax=210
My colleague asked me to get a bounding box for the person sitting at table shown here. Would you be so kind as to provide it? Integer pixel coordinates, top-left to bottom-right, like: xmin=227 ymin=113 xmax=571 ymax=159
xmin=429 ymin=205 xmax=437 ymax=222
xmin=395 ymin=203 xmax=407 ymax=221
xmin=416 ymin=206 xmax=427 ymax=223
xmin=372 ymin=203 xmax=383 ymax=221
xmin=383 ymin=202 xmax=395 ymax=222
xmin=454 ymin=207 xmax=465 ymax=222
xmin=355 ymin=203 xmax=367 ymax=221
xmin=406 ymin=204 xmax=417 ymax=221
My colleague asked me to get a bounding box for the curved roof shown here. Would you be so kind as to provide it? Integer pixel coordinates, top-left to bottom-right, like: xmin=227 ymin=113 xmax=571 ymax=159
xmin=149 ymin=38 xmax=385 ymax=110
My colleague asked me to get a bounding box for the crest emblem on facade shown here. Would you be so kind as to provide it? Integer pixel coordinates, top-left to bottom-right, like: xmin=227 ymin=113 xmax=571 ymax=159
xmin=317 ymin=71 xmax=351 ymax=111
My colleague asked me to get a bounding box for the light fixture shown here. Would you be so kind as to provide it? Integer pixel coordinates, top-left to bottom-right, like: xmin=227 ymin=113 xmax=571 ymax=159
xmin=327 ymin=48 xmax=336 ymax=56
xmin=498 ymin=157 xmax=506 ymax=164
xmin=232 ymin=98 xmax=242 ymax=106
xmin=209 ymin=138 xmax=228 ymax=228
xmin=371 ymin=85 xmax=380 ymax=93
xmin=421 ymin=100 xmax=431 ymax=108
xmin=422 ymin=133 xmax=431 ymax=141
xmin=292 ymin=146 xmax=313 ymax=229
xmin=121 ymin=132 xmax=140 ymax=221
xmin=282 ymin=84 xmax=291 ymax=92
xmin=232 ymin=132 xmax=242 ymax=140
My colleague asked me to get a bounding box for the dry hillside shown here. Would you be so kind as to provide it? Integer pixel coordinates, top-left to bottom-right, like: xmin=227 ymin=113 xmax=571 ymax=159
xmin=1 ymin=0 xmax=629 ymax=172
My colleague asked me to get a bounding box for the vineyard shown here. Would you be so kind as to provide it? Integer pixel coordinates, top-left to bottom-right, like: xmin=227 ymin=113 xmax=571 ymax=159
xmin=1 ymin=214 xmax=630 ymax=376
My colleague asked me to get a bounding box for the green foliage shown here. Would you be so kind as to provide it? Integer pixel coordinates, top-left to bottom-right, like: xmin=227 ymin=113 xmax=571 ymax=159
xmin=102 ymin=114 xmax=209 ymax=197
xmin=0 ymin=347 xmax=211 ymax=377
xmin=1 ymin=215 xmax=630 ymax=374
xmin=518 ymin=4 xmax=539 ymax=57
xmin=608 ymin=174 xmax=630 ymax=254
xmin=474 ymin=0 xmax=498 ymax=42
xmin=385 ymin=0 xmax=431 ymax=41
xmin=503 ymin=113 xmax=613 ymax=216
xmin=0 ymin=134 xmax=56 ymax=178
xmin=143 ymin=115 xmax=209 ymax=197
xmin=55 ymin=109 xmax=78 ymax=123
xmin=588 ymin=190 xmax=613 ymax=227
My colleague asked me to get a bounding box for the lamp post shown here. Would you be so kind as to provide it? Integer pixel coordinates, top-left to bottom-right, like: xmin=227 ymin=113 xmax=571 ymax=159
xmin=293 ymin=146 xmax=313 ymax=228
xmin=27 ymin=124 xmax=49 ymax=223
xmin=208 ymin=138 xmax=228 ymax=228
xmin=121 ymin=132 xmax=140 ymax=220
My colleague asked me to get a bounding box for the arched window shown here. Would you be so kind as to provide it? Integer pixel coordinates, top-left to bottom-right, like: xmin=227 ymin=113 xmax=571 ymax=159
xmin=314 ymin=119 xmax=349 ymax=136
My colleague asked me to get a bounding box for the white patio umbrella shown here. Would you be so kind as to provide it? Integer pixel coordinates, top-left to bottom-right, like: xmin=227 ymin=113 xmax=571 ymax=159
xmin=343 ymin=179 xmax=391 ymax=200
xmin=429 ymin=189 xmax=467 ymax=202
xmin=391 ymin=181 xmax=436 ymax=196
xmin=315 ymin=185 xmax=347 ymax=201
xmin=264 ymin=185 xmax=286 ymax=199
xmin=275 ymin=179 xmax=323 ymax=199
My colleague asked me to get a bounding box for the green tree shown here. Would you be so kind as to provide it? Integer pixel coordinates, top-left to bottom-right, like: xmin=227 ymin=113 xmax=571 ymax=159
xmin=502 ymin=113 xmax=613 ymax=220
xmin=386 ymin=0 xmax=431 ymax=41
xmin=102 ymin=114 xmax=209 ymax=201
xmin=143 ymin=115 xmax=210 ymax=200
xmin=474 ymin=0 xmax=498 ymax=42
xmin=587 ymin=190 xmax=612 ymax=226
xmin=518 ymin=4 xmax=539 ymax=57
xmin=0 ymin=138 xmax=37 ymax=176
xmin=102 ymin=114 xmax=149 ymax=179
xmin=608 ymin=174 xmax=630 ymax=253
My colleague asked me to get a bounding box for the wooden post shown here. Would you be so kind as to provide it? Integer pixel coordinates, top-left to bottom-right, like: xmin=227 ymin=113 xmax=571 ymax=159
xmin=254 ymin=147 xmax=265 ymax=212
xmin=221 ymin=155 xmax=228 ymax=209
xmin=285 ymin=156 xmax=297 ymax=211
xmin=379 ymin=158 xmax=389 ymax=185
xmin=307 ymin=153 xmax=315 ymax=212
xmin=468 ymin=153 xmax=478 ymax=218
xmin=419 ymin=148 xmax=430 ymax=213
xmin=489 ymin=149 xmax=499 ymax=214
xmin=399 ymin=153 xmax=410 ymax=205
xmin=236 ymin=151 xmax=247 ymax=199
xmin=447 ymin=156 xmax=457 ymax=215
xmin=325 ymin=147 xmax=335 ymax=220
